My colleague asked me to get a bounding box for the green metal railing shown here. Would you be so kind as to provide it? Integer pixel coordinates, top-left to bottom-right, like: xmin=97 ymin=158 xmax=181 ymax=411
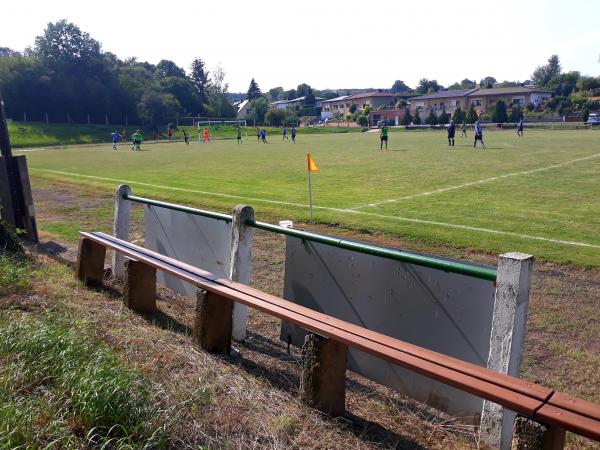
xmin=124 ymin=194 xmax=497 ymax=282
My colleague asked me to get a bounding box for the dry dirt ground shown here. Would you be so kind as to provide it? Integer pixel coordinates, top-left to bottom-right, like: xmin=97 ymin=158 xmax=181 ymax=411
xmin=22 ymin=180 xmax=600 ymax=449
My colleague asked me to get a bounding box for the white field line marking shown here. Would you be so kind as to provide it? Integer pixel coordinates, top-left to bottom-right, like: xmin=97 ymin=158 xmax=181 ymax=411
xmin=350 ymin=152 xmax=600 ymax=210
xmin=30 ymin=168 xmax=600 ymax=249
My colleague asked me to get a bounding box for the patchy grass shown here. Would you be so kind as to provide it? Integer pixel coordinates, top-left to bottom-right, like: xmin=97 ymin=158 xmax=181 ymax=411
xmin=0 ymin=315 xmax=166 ymax=449
xmin=0 ymin=253 xmax=31 ymax=296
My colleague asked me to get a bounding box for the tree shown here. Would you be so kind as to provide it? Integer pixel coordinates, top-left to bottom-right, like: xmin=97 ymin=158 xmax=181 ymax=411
xmin=509 ymin=106 xmax=523 ymax=123
xmin=246 ymin=78 xmax=262 ymax=100
xmin=576 ymin=76 xmax=600 ymax=92
xmin=531 ymin=55 xmax=561 ymax=87
xmin=492 ymin=100 xmax=508 ymax=123
xmin=249 ymin=97 xmax=269 ymax=124
xmin=138 ymin=89 xmax=181 ymax=126
xmin=349 ymin=104 xmax=357 ymax=114
xmin=159 ymin=77 xmax=202 ymax=114
xmin=452 ymin=106 xmax=465 ymax=123
xmin=413 ymin=109 xmax=421 ymax=125
xmin=416 ymin=78 xmax=441 ymax=94
xmin=284 ymin=89 xmax=297 ymax=100
xmin=425 ymin=110 xmax=438 ymax=125
xmin=391 ymin=80 xmax=410 ymax=93
xmin=363 ymin=105 xmax=372 ymax=116
xmin=479 ymin=76 xmax=497 ymax=88
xmin=156 ymin=59 xmax=186 ymax=78
xmin=460 ymin=78 xmax=476 ymax=89
xmin=357 ymin=114 xmax=369 ymax=127
xmin=438 ymin=110 xmax=449 ymax=125
xmin=546 ymin=71 xmax=580 ymax=96
xmin=0 ymin=47 xmax=20 ymax=57
xmin=395 ymin=99 xmax=407 ymax=109
xmin=265 ymin=107 xmax=286 ymax=126
xmin=344 ymin=113 xmax=353 ymax=127
xmin=205 ymin=65 xmax=236 ymax=117
xmin=401 ymin=108 xmax=413 ymax=125
xmin=267 ymin=87 xmax=284 ymax=101
xmin=466 ymin=104 xmax=478 ymax=123
xmin=190 ymin=57 xmax=210 ymax=104
xmin=303 ymin=87 xmax=316 ymax=106
xmin=497 ymin=80 xmax=521 ymax=87
xmin=333 ymin=112 xmax=343 ymax=126
xmin=34 ymin=20 xmax=102 ymax=69
xmin=296 ymin=83 xmax=312 ymax=98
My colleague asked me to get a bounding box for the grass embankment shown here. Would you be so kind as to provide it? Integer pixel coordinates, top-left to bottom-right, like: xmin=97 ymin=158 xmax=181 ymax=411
xmin=8 ymin=121 xmax=360 ymax=148
xmin=0 ymin=232 xmax=165 ymax=448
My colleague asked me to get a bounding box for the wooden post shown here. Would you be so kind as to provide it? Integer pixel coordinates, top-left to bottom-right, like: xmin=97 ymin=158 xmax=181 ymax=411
xmin=481 ymin=252 xmax=534 ymax=450
xmin=300 ymin=333 xmax=347 ymax=416
xmin=15 ymin=156 xmax=38 ymax=243
xmin=193 ymin=289 xmax=233 ymax=354
xmin=229 ymin=204 xmax=254 ymax=341
xmin=123 ymin=259 xmax=157 ymax=313
xmin=0 ymin=158 xmax=16 ymax=227
xmin=112 ymin=185 xmax=131 ymax=279
xmin=512 ymin=416 xmax=566 ymax=450
xmin=75 ymin=237 xmax=106 ymax=287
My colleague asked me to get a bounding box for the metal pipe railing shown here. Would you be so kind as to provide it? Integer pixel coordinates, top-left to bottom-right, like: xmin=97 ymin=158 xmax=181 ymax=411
xmin=123 ymin=193 xmax=497 ymax=282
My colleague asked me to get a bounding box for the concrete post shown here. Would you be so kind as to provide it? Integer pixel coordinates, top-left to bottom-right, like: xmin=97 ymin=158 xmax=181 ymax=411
xmin=193 ymin=289 xmax=233 ymax=355
xmin=229 ymin=204 xmax=254 ymax=341
xmin=75 ymin=237 xmax=106 ymax=287
xmin=112 ymin=185 xmax=131 ymax=279
xmin=300 ymin=333 xmax=347 ymax=416
xmin=512 ymin=416 xmax=566 ymax=450
xmin=123 ymin=259 xmax=157 ymax=313
xmin=480 ymin=252 xmax=534 ymax=450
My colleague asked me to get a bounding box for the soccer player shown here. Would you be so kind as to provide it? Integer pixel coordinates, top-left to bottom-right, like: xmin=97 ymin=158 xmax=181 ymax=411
xmin=473 ymin=121 xmax=485 ymax=149
xmin=261 ymin=128 xmax=268 ymax=144
xmin=111 ymin=130 xmax=121 ymax=150
xmin=236 ymin=126 xmax=242 ymax=144
xmin=131 ymin=129 xmax=142 ymax=151
xmin=517 ymin=118 xmax=524 ymax=137
xmin=379 ymin=124 xmax=388 ymax=150
xmin=183 ymin=129 xmax=189 ymax=145
xmin=203 ymin=127 xmax=210 ymax=143
xmin=461 ymin=121 xmax=468 ymax=138
xmin=167 ymin=127 xmax=173 ymax=141
xmin=256 ymin=128 xmax=261 ymax=142
xmin=291 ymin=126 xmax=296 ymax=143
xmin=282 ymin=126 xmax=288 ymax=140
xmin=447 ymin=120 xmax=456 ymax=147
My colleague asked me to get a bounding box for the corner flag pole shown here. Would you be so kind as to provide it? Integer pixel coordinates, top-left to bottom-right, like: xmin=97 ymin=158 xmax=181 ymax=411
xmin=306 ymin=152 xmax=320 ymax=223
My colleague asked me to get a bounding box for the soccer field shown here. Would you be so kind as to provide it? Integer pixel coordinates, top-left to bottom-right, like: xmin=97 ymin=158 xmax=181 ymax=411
xmin=18 ymin=129 xmax=600 ymax=267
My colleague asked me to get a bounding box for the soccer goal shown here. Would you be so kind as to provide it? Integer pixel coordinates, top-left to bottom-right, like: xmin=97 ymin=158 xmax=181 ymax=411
xmin=195 ymin=118 xmax=248 ymax=140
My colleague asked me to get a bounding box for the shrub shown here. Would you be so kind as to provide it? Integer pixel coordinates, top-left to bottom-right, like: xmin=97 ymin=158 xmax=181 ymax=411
xmin=438 ymin=111 xmax=450 ymax=125
xmin=426 ymin=110 xmax=438 ymax=125
xmin=492 ymin=100 xmax=508 ymax=123
xmin=357 ymin=115 xmax=369 ymax=127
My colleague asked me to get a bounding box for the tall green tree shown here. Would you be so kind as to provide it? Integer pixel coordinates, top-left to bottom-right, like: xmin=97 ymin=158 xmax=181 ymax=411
xmin=466 ymin=104 xmax=478 ymax=123
xmin=426 ymin=110 xmax=438 ymax=125
xmin=413 ymin=109 xmax=421 ymax=125
xmin=400 ymin=108 xmax=412 ymax=125
xmin=249 ymin=97 xmax=269 ymax=124
xmin=138 ymin=89 xmax=182 ymax=126
xmin=452 ymin=106 xmax=465 ymax=123
xmin=246 ymin=78 xmax=262 ymax=100
xmin=267 ymin=87 xmax=284 ymax=101
xmin=531 ymin=55 xmax=561 ymax=87
xmin=156 ymin=60 xmax=186 ymax=79
xmin=546 ymin=71 xmax=580 ymax=96
xmin=509 ymin=106 xmax=523 ymax=123
xmin=296 ymin=83 xmax=312 ymax=98
xmin=205 ymin=65 xmax=236 ymax=118
xmin=492 ymin=100 xmax=508 ymax=123
xmin=479 ymin=76 xmax=497 ymax=88
xmin=303 ymin=87 xmax=316 ymax=106
xmin=190 ymin=57 xmax=210 ymax=105
xmin=438 ymin=110 xmax=450 ymax=125
xmin=416 ymin=78 xmax=441 ymax=94
xmin=391 ymin=80 xmax=410 ymax=93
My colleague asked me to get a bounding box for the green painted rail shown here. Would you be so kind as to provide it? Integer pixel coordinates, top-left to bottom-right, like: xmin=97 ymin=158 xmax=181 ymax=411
xmin=124 ymin=194 xmax=497 ymax=282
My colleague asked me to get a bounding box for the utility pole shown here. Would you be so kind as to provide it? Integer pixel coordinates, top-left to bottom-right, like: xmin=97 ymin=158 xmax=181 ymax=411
xmin=0 ymin=89 xmax=38 ymax=242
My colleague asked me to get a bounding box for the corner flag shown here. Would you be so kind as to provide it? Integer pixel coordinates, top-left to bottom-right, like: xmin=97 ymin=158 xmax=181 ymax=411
xmin=307 ymin=152 xmax=320 ymax=172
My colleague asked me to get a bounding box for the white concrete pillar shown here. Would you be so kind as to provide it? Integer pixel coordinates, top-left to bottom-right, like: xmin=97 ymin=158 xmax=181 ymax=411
xmin=229 ymin=204 xmax=254 ymax=341
xmin=480 ymin=252 xmax=534 ymax=450
xmin=111 ymin=184 xmax=132 ymax=279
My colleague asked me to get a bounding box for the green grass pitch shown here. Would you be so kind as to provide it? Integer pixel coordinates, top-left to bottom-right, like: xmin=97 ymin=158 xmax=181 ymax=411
xmin=18 ymin=129 xmax=600 ymax=267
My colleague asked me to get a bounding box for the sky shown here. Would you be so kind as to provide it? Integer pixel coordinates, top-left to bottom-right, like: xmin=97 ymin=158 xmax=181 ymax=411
xmin=1 ymin=0 xmax=599 ymax=93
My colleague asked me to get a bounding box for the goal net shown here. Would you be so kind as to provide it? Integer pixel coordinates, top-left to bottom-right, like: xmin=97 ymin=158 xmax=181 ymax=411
xmin=195 ymin=118 xmax=248 ymax=140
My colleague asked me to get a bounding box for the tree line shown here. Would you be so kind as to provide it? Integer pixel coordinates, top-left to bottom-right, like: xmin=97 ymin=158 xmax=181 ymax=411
xmin=0 ymin=20 xmax=236 ymax=127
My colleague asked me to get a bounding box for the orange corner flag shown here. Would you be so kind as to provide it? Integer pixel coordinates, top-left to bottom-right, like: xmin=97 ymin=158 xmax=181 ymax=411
xmin=307 ymin=152 xmax=320 ymax=173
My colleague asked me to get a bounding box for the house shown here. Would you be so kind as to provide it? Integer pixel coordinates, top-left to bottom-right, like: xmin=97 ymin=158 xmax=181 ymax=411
xmin=408 ymin=87 xmax=552 ymax=118
xmin=321 ymin=92 xmax=398 ymax=119
xmin=368 ymin=109 xmax=407 ymax=126
xmin=236 ymin=99 xmax=252 ymax=120
xmin=271 ymin=96 xmax=326 ymax=111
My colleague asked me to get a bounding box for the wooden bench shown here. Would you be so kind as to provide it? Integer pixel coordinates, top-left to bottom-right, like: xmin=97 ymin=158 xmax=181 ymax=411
xmin=76 ymin=231 xmax=600 ymax=445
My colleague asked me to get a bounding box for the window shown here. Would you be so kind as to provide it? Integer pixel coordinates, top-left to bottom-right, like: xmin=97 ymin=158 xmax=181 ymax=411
xmin=334 ymin=105 xmax=338 ymax=110
xmin=512 ymin=97 xmax=524 ymax=105
xmin=440 ymin=102 xmax=445 ymax=108
xmin=454 ymin=100 xmax=460 ymax=107
xmin=346 ymin=103 xmax=350 ymax=108
xmin=471 ymin=99 xmax=482 ymax=106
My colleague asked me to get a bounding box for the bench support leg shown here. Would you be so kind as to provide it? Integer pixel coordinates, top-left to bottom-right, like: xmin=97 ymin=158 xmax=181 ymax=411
xmin=193 ymin=289 xmax=233 ymax=355
xmin=75 ymin=237 xmax=106 ymax=287
xmin=300 ymin=333 xmax=347 ymax=416
xmin=511 ymin=416 xmax=565 ymax=450
xmin=123 ymin=259 xmax=157 ymax=313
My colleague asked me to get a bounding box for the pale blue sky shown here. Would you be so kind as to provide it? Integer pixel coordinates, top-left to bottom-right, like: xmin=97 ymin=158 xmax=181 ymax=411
xmin=1 ymin=0 xmax=598 ymax=92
